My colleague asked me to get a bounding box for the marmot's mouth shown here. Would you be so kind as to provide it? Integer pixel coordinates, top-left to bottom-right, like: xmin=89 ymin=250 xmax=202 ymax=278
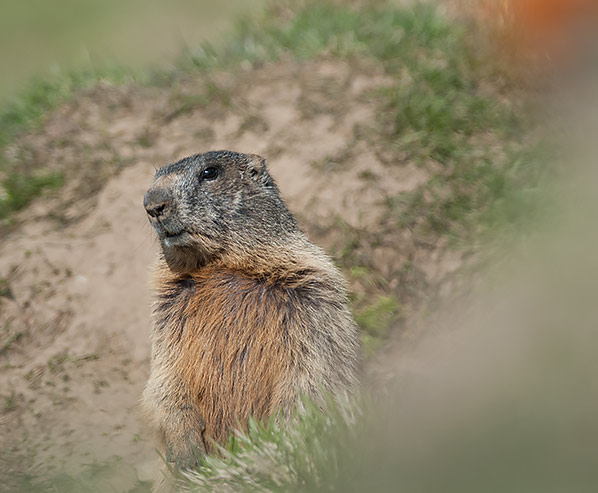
xmin=161 ymin=230 xmax=192 ymax=248
xmin=163 ymin=229 xmax=183 ymax=238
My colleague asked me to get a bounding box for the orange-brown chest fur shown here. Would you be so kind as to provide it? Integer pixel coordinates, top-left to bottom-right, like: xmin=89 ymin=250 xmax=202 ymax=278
xmin=152 ymin=265 xmax=299 ymax=445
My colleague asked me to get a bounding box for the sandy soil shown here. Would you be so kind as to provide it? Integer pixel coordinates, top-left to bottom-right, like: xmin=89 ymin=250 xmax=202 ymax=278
xmin=0 ymin=57 xmax=462 ymax=489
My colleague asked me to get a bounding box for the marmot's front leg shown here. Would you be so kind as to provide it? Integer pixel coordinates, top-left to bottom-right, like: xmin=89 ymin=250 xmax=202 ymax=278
xmin=163 ymin=405 xmax=207 ymax=469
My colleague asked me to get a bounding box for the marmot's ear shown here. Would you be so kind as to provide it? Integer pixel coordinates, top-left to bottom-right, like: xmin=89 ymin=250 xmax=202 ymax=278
xmin=247 ymin=154 xmax=273 ymax=187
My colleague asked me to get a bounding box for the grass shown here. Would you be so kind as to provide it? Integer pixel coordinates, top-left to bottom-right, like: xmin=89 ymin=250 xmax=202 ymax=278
xmin=0 ymin=331 xmax=23 ymax=357
xmin=0 ymin=456 xmax=152 ymax=493
xmin=2 ymin=391 xmax=17 ymax=413
xmin=180 ymin=395 xmax=366 ymax=493
xmin=0 ymin=171 xmax=64 ymax=219
xmin=356 ymin=295 xmax=401 ymax=356
xmin=0 ymin=277 xmax=11 ymax=298
xmin=0 ymin=64 xmax=143 ymax=221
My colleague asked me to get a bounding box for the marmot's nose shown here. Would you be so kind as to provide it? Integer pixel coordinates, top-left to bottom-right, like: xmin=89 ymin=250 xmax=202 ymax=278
xmin=144 ymin=189 xmax=173 ymax=219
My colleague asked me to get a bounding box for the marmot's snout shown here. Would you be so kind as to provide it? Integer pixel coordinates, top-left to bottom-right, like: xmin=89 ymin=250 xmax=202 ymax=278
xmin=144 ymin=187 xmax=173 ymax=220
xmin=144 ymin=186 xmax=183 ymax=241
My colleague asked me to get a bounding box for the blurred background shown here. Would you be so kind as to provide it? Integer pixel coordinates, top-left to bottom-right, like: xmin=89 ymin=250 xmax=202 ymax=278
xmin=1 ymin=0 xmax=598 ymax=491
xmin=0 ymin=0 xmax=267 ymax=103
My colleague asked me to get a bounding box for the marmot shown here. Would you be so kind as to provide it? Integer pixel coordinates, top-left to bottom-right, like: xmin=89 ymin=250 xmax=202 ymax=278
xmin=141 ymin=150 xmax=361 ymax=469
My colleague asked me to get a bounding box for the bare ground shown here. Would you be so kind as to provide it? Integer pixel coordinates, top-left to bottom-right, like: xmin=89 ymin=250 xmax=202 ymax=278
xmin=0 ymin=57 xmax=464 ymax=489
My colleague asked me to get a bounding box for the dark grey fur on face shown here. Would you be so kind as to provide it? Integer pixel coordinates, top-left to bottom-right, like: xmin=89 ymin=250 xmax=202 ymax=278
xmin=144 ymin=151 xmax=298 ymax=272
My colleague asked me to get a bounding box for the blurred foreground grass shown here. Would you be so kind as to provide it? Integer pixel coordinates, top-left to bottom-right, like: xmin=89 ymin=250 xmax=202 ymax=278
xmin=180 ymin=229 xmax=598 ymax=493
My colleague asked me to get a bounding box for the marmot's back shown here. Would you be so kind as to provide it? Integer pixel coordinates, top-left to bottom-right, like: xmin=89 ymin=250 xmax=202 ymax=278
xmin=142 ymin=151 xmax=361 ymax=467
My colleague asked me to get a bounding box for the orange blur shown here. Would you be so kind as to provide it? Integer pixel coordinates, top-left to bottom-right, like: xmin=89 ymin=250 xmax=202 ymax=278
xmin=471 ymin=0 xmax=597 ymax=68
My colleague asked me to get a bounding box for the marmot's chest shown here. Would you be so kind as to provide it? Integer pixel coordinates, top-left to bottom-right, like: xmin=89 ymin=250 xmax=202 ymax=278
xmin=155 ymin=270 xmax=296 ymax=385
xmin=154 ymin=272 xmax=297 ymax=441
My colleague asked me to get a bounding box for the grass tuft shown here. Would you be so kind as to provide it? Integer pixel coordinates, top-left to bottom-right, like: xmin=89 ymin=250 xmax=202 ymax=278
xmin=0 ymin=171 xmax=64 ymax=219
xmin=180 ymin=394 xmax=365 ymax=492
xmin=0 ymin=65 xmax=137 ymax=221
xmin=356 ymin=295 xmax=401 ymax=356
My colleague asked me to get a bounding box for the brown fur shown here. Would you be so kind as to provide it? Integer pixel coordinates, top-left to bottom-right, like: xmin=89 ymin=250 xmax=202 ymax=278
xmin=141 ymin=151 xmax=361 ymax=470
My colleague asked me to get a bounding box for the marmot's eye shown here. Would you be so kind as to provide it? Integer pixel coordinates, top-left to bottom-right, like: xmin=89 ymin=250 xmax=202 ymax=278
xmin=202 ymin=167 xmax=219 ymax=181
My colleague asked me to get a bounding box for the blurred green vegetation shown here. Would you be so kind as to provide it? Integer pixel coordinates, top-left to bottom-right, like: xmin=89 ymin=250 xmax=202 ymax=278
xmin=0 ymin=65 xmax=134 ymax=220
xmin=356 ymin=295 xmax=402 ymax=356
xmin=0 ymin=0 xmax=266 ymax=103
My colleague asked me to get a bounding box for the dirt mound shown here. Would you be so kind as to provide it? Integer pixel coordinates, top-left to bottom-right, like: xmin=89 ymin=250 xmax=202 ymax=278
xmin=0 ymin=57 xmax=459 ymax=487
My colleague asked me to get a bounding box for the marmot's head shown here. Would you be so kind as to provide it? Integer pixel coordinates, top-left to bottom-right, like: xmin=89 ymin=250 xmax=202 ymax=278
xmin=144 ymin=151 xmax=296 ymax=272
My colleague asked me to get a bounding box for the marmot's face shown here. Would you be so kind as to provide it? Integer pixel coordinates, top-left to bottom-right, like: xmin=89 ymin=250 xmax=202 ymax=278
xmin=144 ymin=151 xmax=287 ymax=272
